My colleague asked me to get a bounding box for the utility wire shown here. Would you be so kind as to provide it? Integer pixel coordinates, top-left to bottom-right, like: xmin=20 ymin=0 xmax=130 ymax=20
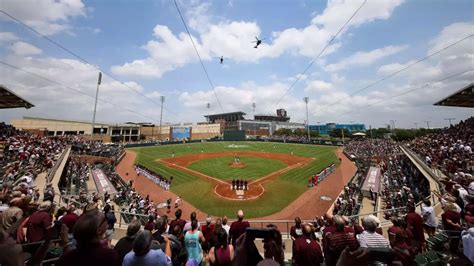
xmin=272 ymin=0 xmax=367 ymax=109
xmin=0 ymin=60 xmax=161 ymax=123
xmin=173 ymin=0 xmax=224 ymax=113
xmin=0 ymin=9 xmax=184 ymax=121
xmin=316 ymin=33 xmax=474 ymax=113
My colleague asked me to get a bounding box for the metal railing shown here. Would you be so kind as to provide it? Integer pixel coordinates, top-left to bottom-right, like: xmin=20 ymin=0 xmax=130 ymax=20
xmin=46 ymin=146 xmax=70 ymax=184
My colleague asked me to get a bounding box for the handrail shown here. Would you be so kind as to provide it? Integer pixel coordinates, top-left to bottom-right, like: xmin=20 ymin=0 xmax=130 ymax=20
xmin=46 ymin=146 xmax=70 ymax=184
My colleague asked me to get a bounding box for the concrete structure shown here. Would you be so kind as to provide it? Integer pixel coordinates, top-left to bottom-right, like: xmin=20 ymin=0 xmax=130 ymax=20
xmin=11 ymin=117 xmax=140 ymax=142
xmin=308 ymin=123 xmax=366 ymax=135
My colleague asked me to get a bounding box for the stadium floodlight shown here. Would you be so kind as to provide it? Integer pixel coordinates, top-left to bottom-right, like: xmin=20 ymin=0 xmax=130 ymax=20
xmin=303 ymin=97 xmax=310 ymax=142
xmin=159 ymin=96 xmax=165 ymax=141
xmin=91 ymin=72 xmax=102 ymax=135
xmin=444 ymin=118 xmax=455 ymax=126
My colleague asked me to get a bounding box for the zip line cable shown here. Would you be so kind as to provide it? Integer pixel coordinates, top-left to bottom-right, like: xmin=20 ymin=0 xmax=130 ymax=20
xmin=173 ymin=0 xmax=225 ymax=113
xmin=272 ymin=0 xmax=367 ymax=109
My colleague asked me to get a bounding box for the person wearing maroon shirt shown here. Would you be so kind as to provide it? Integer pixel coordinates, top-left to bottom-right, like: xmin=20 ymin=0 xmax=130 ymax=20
xmin=57 ymin=209 xmax=120 ymax=266
xmin=168 ymin=209 xmax=186 ymax=233
xmin=61 ymin=205 xmax=79 ymax=234
xmin=144 ymin=215 xmax=156 ymax=231
xmin=326 ymin=216 xmax=359 ymax=266
xmin=294 ymin=224 xmax=323 ymax=266
xmin=229 ymin=210 xmax=250 ymax=246
xmin=201 ymin=216 xmax=215 ymax=253
xmin=405 ymin=205 xmax=425 ymax=253
xmin=290 ymin=217 xmax=303 ymax=264
xmin=27 ymin=201 xmax=53 ymax=242
xmin=321 ymin=216 xmax=337 ymax=258
xmin=442 ymin=203 xmax=462 ymax=253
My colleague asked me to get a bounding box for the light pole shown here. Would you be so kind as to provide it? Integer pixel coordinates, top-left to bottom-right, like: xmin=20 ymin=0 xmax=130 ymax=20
xmin=206 ymin=103 xmax=211 ymax=123
xmin=252 ymin=102 xmax=256 ymax=137
xmin=91 ymin=72 xmax=102 ymax=136
xmin=159 ymin=96 xmax=165 ymax=141
xmin=444 ymin=118 xmax=455 ymax=127
xmin=414 ymin=122 xmax=418 ymax=130
xmin=303 ymin=97 xmax=310 ymax=142
xmin=424 ymin=120 xmax=431 ymax=129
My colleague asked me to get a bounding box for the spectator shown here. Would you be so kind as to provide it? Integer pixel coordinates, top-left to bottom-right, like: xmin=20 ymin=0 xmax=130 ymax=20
xmin=405 ymin=204 xmax=425 ymax=252
xmin=57 ymin=210 xmax=120 ymax=266
xmin=421 ymin=199 xmax=437 ymax=237
xmin=357 ymin=215 xmax=390 ymax=248
xmin=169 ymin=208 xmax=186 ymax=233
xmin=104 ymin=204 xmax=116 ymax=248
xmin=183 ymin=211 xmax=200 ymax=233
xmin=290 ymin=217 xmax=303 ymax=263
xmin=258 ymin=225 xmax=284 ymax=266
xmin=201 ymin=216 xmax=215 ymax=252
xmin=229 ymin=210 xmax=250 ymax=246
xmin=185 ymin=219 xmax=205 ymax=265
xmin=26 ymin=201 xmax=53 ymax=242
xmin=43 ymin=183 xmax=55 ymax=202
xmin=114 ymin=219 xmax=141 ymax=263
xmin=326 ymin=215 xmax=359 ymax=266
xmin=61 ymin=204 xmax=79 ymax=235
xmin=122 ymin=230 xmax=172 ymax=266
xmin=294 ymin=223 xmax=323 ymax=266
xmin=462 ymin=216 xmax=474 ymax=263
xmin=208 ymin=228 xmax=234 ymax=266
xmin=221 ymin=216 xmax=230 ymax=236
xmin=144 ymin=215 xmax=156 ymax=231
xmin=442 ymin=202 xmax=462 ymax=253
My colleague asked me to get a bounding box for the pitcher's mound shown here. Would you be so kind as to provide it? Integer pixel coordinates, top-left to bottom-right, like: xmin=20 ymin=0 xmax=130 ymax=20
xmin=228 ymin=162 xmax=245 ymax=168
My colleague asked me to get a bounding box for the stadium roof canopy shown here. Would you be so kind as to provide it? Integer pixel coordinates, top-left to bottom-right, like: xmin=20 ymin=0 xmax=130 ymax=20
xmin=0 ymin=85 xmax=34 ymax=109
xmin=434 ymin=83 xmax=474 ymax=108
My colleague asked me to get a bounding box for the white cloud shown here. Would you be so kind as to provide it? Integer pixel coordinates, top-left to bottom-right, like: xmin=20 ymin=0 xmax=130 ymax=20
xmin=112 ymin=0 xmax=403 ymax=78
xmin=0 ymin=32 xmax=19 ymax=42
xmin=325 ymin=45 xmax=408 ymax=72
xmin=314 ymin=21 xmax=474 ymax=127
xmin=0 ymin=55 xmax=164 ymax=124
xmin=304 ymin=80 xmax=333 ymax=93
xmin=312 ymin=0 xmax=405 ymax=32
xmin=0 ymin=0 xmax=86 ymax=36
xmin=10 ymin=41 xmax=42 ymax=56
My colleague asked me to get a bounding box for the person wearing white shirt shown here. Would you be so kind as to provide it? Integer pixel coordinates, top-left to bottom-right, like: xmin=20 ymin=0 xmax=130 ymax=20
xmin=421 ymin=199 xmax=437 ymax=237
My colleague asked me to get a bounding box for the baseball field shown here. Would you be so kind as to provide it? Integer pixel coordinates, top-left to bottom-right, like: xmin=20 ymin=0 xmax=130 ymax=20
xmin=131 ymin=141 xmax=338 ymax=218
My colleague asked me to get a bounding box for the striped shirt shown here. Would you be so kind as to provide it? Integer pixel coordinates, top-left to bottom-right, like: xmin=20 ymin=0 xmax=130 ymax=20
xmin=357 ymin=231 xmax=390 ymax=248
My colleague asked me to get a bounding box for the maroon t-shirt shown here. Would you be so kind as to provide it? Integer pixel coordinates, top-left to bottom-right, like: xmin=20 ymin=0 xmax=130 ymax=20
xmin=294 ymin=237 xmax=323 ymax=266
xmin=229 ymin=220 xmax=250 ymax=243
xmin=406 ymin=212 xmax=425 ymax=242
xmin=465 ymin=203 xmax=474 ymax=215
xmin=57 ymin=242 xmax=120 ymax=266
xmin=144 ymin=221 xmax=156 ymax=231
xmin=201 ymin=223 xmax=215 ymax=242
xmin=27 ymin=210 xmax=52 ymax=242
xmin=442 ymin=210 xmax=461 ymax=230
xmin=169 ymin=218 xmax=186 ymax=232
xmin=290 ymin=225 xmax=303 ymax=240
xmin=61 ymin=213 xmax=79 ymax=233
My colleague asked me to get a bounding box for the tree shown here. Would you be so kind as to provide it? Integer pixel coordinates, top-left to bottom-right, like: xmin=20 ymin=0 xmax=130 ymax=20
xmin=329 ymin=128 xmax=351 ymax=138
xmin=139 ymin=134 xmax=146 ymax=141
xmin=274 ymin=128 xmax=292 ymax=136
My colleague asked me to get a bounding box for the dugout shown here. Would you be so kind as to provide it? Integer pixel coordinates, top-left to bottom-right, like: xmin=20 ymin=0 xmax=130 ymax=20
xmin=223 ymin=130 xmax=245 ymax=141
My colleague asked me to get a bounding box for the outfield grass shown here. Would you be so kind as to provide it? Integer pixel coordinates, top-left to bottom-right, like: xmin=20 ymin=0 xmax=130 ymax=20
xmin=132 ymin=141 xmax=338 ymax=218
xmin=187 ymin=155 xmax=287 ymax=181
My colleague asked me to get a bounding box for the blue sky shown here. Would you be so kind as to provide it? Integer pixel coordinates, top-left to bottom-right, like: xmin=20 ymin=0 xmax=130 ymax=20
xmin=0 ymin=0 xmax=473 ymax=128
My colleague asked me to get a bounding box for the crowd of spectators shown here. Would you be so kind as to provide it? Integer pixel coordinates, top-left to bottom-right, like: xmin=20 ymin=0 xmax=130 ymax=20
xmin=135 ymin=165 xmax=172 ymax=191
xmin=345 ymin=138 xmax=403 ymax=159
xmin=407 ymin=116 xmax=473 ymax=181
xmin=58 ymin=158 xmax=90 ymax=196
xmin=1 ymin=123 xmax=67 ymax=188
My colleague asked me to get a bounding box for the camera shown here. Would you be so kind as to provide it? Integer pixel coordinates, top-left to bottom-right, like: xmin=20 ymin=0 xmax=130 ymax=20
xmin=246 ymin=227 xmax=274 ymax=239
